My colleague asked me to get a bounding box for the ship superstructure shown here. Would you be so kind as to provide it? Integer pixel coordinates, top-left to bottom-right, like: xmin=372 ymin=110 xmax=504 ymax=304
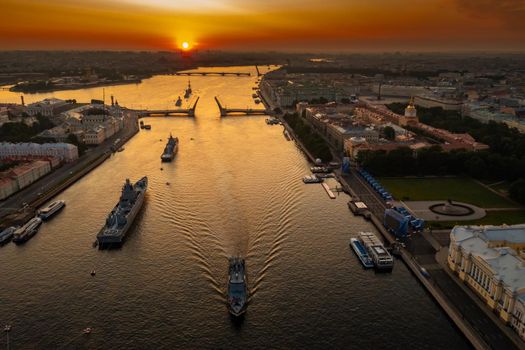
xmin=97 ymin=176 xmax=148 ymax=247
xmin=161 ymin=134 xmax=179 ymax=162
xmin=228 ymin=257 xmax=248 ymax=316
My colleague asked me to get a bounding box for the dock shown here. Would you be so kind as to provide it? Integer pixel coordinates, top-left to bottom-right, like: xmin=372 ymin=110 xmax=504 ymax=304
xmin=321 ymin=183 xmax=336 ymax=199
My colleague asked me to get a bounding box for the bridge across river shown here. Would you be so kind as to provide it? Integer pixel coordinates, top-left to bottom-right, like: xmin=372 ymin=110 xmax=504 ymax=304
xmin=169 ymin=72 xmax=251 ymax=77
xmin=136 ymin=97 xmax=199 ymax=117
xmin=214 ymin=97 xmax=270 ymax=117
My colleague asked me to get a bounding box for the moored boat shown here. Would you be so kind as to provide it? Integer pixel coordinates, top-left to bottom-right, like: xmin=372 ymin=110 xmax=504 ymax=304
xmin=37 ymin=200 xmax=66 ymax=221
xmin=358 ymin=231 xmax=394 ymax=271
xmin=350 ymin=238 xmax=374 ymax=268
xmin=310 ymin=166 xmax=330 ymax=173
xmin=228 ymin=257 xmax=248 ymax=317
xmin=12 ymin=217 xmax=43 ymax=244
xmin=303 ymin=175 xmax=323 ymax=184
xmin=0 ymin=226 xmax=17 ymax=245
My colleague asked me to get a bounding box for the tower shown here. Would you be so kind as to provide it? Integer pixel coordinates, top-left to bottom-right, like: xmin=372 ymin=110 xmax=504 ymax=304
xmin=404 ymin=97 xmax=417 ymax=118
xmin=400 ymin=97 xmax=418 ymax=126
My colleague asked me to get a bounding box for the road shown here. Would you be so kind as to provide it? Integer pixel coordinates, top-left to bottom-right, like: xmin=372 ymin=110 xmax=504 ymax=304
xmin=0 ymin=124 xmax=138 ymax=225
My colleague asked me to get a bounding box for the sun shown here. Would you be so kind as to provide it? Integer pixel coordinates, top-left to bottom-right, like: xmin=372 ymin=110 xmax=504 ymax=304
xmin=181 ymin=42 xmax=190 ymax=50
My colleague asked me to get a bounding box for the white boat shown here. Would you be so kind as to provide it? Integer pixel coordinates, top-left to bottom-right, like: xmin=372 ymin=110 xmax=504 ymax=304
xmin=350 ymin=238 xmax=374 ymax=268
xmin=302 ymin=175 xmax=323 ymax=184
xmin=358 ymin=232 xmax=393 ymax=271
xmin=38 ymin=200 xmax=66 ymax=221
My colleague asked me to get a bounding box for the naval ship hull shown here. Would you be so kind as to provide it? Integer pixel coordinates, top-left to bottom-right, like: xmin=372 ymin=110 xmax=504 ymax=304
xmin=97 ymin=184 xmax=146 ymax=248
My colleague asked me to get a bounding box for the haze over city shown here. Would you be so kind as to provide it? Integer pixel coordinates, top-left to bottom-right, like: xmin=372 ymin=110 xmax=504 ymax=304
xmin=1 ymin=0 xmax=525 ymax=51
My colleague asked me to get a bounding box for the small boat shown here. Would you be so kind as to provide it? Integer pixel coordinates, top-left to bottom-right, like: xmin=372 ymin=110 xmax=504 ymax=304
xmin=4 ymin=325 xmax=11 ymax=332
xmin=252 ymin=93 xmax=258 ymax=98
xmin=302 ymin=175 xmax=323 ymax=184
xmin=350 ymin=238 xmax=374 ymax=268
xmin=37 ymin=200 xmax=66 ymax=221
xmin=83 ymin=328 xmax=92 ymax=334
xmin=265 ymin=118 xmax=279 ymax=125
xmin=254 ymin=99 xmax=261 ymax=104
xmin=117 ymin=147 xmax=124 ymax=152
xmin=175 ymin=96 xmax=182 ymax=107
xmin=0 ymin=226 xmax=17 ymax=245
xmin=310 ymin=166 xmax=330 ymax=173
xmin=144 ymin=125 xmax=151 ymax=130
xmin=91 ymin=270 xmax=96 ymax=276
xmin=166 ymin=182 xmax=170 ymax=185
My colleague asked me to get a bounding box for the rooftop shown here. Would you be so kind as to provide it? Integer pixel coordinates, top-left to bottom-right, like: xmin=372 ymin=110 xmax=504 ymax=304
xmin=452 ymin=224 xmax=525 ymax=293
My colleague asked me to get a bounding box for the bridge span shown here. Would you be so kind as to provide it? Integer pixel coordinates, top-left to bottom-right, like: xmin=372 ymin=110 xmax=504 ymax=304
xmin=136 ymin=97 xmax=199 ymax=118
xmin=214 ymin=97 xmax=270 ymax=117
xmin=169 ymin=72 xmax=251 ymax=77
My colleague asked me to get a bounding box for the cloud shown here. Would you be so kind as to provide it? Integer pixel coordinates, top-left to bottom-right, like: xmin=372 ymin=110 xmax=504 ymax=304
xmin=453 ymin=0 xmax=525 ymax=27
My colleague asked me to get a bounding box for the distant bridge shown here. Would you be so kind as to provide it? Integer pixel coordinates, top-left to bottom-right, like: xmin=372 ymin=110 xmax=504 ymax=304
xmin=169 ymin=72 xmax=251 ymax=77
xmin=214 ymin=97 xmax=270 ymax=117
xmin=137 ymin=97 xmax=199 ymax=118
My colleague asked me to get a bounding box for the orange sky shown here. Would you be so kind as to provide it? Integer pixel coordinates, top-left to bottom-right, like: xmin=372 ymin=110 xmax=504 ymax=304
xmin=1 ymin=0 xmax=524 ymax=51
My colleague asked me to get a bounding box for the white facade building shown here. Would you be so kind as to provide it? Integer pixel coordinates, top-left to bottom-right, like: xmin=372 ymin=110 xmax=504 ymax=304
xmin=448 ymin=224 xmax=525 ymax=341
xmin=0 ymin=142 xmax=79 ymax=162
xmin=27 ymin=98 xmax=68 ymax=117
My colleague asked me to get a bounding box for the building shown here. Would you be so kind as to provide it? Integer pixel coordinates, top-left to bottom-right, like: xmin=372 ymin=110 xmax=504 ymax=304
xmin=399 ymin=98 xmax=419 ymax=126
xmin=83 ymin=127 xmax=105 ymax=145
xmin=0 ymin=142 xmax=78 ymax=162
xmin=27 ymin=98 xmax=68 ymax=117
xmin=0 ymin=160 xmax=52 ymax=200
xmin=414 ymin=95 xmax=463 ymax=111
xmin=448 ymin=225 xmax=525 ymax=341
xmin=61 ymin=104 xmax=125 ymax=144
xmin=0 ymin=177 xmax=17 ymax=200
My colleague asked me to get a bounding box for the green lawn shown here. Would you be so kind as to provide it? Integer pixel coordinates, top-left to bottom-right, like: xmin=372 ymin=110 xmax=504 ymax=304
xmin=378 ymin=177 xmax=520 ymax=208
xmin=428 ymin=210 xmax=525 ymax=229
xmin=488 ymin=181 xmax=512 ymax=195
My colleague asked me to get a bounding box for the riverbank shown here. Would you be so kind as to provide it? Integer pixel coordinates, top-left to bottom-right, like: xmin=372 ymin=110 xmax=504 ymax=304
xmin=0 ymin=125 xmax=138 ymax=228
xmin=8 ymin=78 xmax=143 ymax=94
xmin=275 ymin=99 xmax=516 ymax=349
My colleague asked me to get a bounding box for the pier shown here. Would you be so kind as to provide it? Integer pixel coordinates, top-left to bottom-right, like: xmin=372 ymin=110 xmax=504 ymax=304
xmin=168 ymin=72 xmax=251 ymax=77
xmin=214 ymin=97 xmax=270 ymax=117
xmin=137 ymin=97 xmax=199 ymax=118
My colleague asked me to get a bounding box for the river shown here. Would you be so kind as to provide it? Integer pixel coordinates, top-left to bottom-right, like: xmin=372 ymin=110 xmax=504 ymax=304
xmin=0 ymin=66 xmax=469 ymax=349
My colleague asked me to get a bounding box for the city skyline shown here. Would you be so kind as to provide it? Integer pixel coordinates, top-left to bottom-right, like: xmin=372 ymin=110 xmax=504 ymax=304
xmin=1 ymin=0 xmax=525 ymax=51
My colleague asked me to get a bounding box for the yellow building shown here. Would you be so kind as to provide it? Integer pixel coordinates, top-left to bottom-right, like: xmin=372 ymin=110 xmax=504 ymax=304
xmin=448 ymin=225 xmax=525 ymax=340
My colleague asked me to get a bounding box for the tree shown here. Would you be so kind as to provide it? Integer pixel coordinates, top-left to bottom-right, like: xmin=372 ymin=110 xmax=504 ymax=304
xmin=66 ymin=133 xmax=87 ymax=156
xmin=509 ymin=179 xmax=525 ymax=205
xmin=383 ymin=126 xmax=396 ymax=140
